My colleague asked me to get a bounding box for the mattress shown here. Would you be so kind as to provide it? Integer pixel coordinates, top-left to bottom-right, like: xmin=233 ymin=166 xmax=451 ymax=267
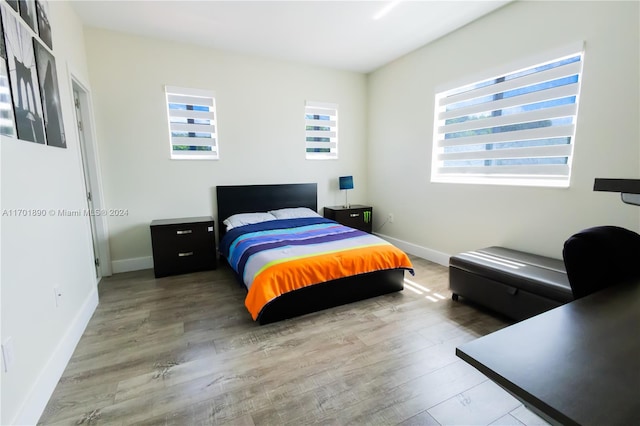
xmin=219 ymin=217 xmax=414 ymax=320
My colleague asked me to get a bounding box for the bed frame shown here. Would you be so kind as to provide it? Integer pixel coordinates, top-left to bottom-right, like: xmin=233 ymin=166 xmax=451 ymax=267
xmin=216 ymin=183 xmax=405 ymax=325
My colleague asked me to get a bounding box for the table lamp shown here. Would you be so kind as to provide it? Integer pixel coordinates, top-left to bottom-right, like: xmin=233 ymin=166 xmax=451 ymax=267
xmin=339 ymin=176 xmax=354 ymax=208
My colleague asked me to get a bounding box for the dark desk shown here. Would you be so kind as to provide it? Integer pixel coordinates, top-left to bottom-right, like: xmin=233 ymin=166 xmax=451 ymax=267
xmin=456 ymin=282 xmax=640 ymax=426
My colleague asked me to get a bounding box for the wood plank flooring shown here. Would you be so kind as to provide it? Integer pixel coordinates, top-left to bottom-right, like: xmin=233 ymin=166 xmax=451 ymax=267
xmin=38 ymin=256 xmax=549 ymax=425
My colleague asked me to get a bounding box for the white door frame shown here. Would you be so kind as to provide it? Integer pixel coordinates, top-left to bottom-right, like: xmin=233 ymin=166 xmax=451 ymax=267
xmin=69 ymin=71 xmax=112 ymax=277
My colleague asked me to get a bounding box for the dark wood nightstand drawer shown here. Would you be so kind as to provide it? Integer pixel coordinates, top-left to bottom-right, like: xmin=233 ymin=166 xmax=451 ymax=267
xmin=150 ymin=217 xmax=217 ymax=278
xmin=323 ymin=205 xmax=372 ymax=233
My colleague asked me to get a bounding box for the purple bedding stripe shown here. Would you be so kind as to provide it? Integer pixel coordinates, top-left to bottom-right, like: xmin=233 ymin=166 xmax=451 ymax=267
xmin=235 ymin=226 xmax=364 ymax=275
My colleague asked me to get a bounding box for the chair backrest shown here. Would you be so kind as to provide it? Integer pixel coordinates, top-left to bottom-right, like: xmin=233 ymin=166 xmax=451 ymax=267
xmin=562 ymin=226 xmax=640 ymax=299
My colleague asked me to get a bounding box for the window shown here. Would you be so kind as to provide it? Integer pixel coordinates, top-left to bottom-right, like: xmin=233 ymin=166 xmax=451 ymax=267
xmin=165 ymin=86 xmax=218 ymax=160
xmin=305 ymin=101 xmax=338 ymax=159
xmin=431 ymin=43 xmax=584 ymax=187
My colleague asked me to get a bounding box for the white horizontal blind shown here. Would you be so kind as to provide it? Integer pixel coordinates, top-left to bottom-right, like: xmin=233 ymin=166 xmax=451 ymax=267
xmin=165 ymin=86 xmax=218 ymax=160
xmin=431 ymin=45 xmax=584 ymax=187
xmin=305 ymin=101 xmax=338 ymax=159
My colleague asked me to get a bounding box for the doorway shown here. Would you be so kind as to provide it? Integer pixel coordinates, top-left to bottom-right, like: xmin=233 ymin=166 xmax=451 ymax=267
xmin=71 ymin=77 xmax=111 ymax=279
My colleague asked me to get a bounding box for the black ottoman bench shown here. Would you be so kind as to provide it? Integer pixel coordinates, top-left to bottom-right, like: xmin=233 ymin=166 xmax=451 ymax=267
xmin=449 ymin=246 xmax=574 ymax=321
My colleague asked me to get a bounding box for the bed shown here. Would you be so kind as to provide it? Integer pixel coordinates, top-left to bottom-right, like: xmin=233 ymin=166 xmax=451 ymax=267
xmin=216 ymin=183 xmax=414 ymax=325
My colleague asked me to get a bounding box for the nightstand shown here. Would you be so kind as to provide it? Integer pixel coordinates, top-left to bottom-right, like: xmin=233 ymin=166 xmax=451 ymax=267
xmin=323 ymin=205 xmax=373 ymax=233
xmin=150 ymin=216 xmax=217 ymax=278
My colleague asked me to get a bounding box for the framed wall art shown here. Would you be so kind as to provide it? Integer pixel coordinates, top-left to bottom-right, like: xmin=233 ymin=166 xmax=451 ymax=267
xmin=0 ymin=5 xmax=17 ymax=137
xmin=18 ymin=0 xmax=37 ymax=34
xmin=5 ymin=1 xmax=19 ymax=13
xmin=35 ymin=0 xmax=50 ymax=49
xmin=34 ymin=37 xmax=64 ymax=147
xmin=2 ymin=4 xmax=46 ymax=144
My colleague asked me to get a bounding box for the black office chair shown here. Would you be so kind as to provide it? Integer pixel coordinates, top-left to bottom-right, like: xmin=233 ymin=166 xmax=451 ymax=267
xmin=562 ymin=226 xmax=640 ymax=299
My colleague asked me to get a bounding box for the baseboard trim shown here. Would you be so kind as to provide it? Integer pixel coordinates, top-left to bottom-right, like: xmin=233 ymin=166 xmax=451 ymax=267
xmin=374 ymin=233 xmax=451 ymax=267
xmin=12 ymin=286 xmax=99 ymax=425
xmin=111 ymin=256 xmax=153 ymax=273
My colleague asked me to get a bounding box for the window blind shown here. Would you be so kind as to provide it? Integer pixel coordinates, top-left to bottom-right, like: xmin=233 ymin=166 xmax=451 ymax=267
xmin=431 ymin=44 xmax=584 ymax=187
xmin=305 ymin=101 xmax=338 ymax=160
xmin=165 ymin=86 xmax=218 ymax=160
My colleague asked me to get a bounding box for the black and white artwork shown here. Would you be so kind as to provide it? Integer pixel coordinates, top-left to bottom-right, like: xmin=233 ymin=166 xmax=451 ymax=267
xmin=2 ymin=7 xmax=46 ymax=144
xmin=5 ymin=1 xmax=19 ymax=13
xmin=35 ymin=0 xmax=49 ymax=49
xmin=33 ymin=38 xmax=63 ymax=147
xmin=0 ymin=6 xmax=17 ymax=137
xmin=18 ymin=0 xmax=36 ymax=34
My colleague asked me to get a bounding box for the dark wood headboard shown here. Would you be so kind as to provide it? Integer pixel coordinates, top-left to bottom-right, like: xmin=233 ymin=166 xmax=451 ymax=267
xmin=216 ymin=183 xmax=317 ymax=239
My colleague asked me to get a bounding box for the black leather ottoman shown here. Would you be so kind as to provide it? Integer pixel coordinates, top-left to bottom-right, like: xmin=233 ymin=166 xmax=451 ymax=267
xmin=449 ymin=246 xmax=574 ymax=321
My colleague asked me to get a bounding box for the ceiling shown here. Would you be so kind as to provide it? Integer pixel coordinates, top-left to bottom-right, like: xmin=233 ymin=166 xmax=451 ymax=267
xmin=70 ymin=0 xmax=511 ymax=73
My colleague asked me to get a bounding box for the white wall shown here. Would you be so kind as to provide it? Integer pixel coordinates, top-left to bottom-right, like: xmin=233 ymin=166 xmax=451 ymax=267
xmin=368 ymin=0 xmax=640 ymax=261
xmin=0 ymin=2 xmax=98 ymax=424
xmin=83 ymin=29 xmax=368 ymax=271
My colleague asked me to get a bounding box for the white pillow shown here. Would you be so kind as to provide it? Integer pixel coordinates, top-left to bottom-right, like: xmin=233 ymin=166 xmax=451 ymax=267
xmin=223 ymin=212 xmax=277 ymax=230
xmin=269 ymin=207 xmax=321 ymax=219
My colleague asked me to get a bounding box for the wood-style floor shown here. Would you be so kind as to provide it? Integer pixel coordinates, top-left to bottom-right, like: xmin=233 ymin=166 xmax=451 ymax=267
xmin=39 ymin=256 xmax=549 ymax=425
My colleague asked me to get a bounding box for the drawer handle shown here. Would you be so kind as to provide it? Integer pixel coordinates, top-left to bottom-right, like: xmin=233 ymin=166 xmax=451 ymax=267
xmin=350 ymin=213 xmax=360 ymax=217
xmin=176 ymin=229 xmax=193 ymax=235
xmin=178 ymin=252 xmax=194 ymax=257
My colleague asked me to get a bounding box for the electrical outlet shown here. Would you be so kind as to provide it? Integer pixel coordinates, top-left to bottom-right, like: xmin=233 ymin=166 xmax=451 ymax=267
xmin=388 ymin=213 xmax=394 ymax=223
xmin=54 ymin=287 xmax=62 ymax=307
xmin=2 ymin=337 xmax=15 ymax=372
